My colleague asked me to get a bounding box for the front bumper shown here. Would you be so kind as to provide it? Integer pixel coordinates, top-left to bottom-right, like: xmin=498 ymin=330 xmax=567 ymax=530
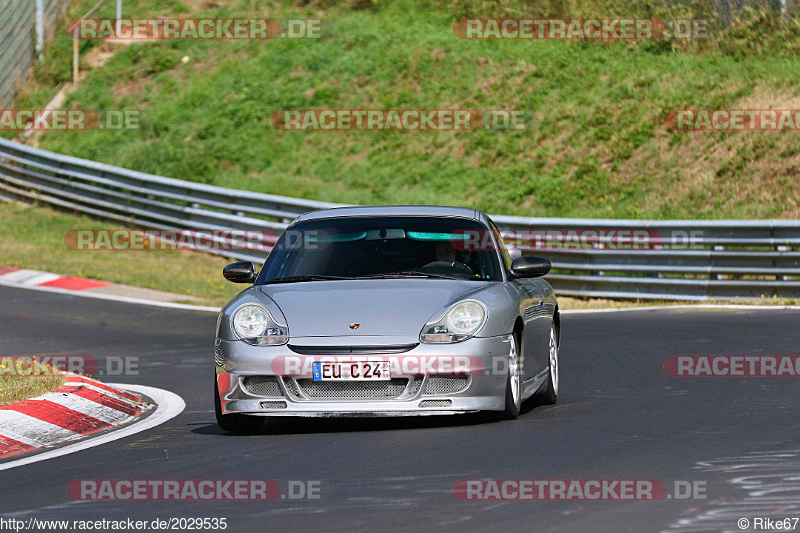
xmin=215 ymin=335 xmax=512 ymax=417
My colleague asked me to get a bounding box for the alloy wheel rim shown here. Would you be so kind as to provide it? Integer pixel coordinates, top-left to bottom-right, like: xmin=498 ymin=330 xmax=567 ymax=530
xmin=549 ymin=326 xmax=559 ymax=395
xmin=510 ymin=335 xmax=520 ymax=406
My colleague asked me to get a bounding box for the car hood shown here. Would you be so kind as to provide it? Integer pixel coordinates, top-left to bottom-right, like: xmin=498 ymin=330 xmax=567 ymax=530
xmin=260 ymin=279 xmax=486 ymax=338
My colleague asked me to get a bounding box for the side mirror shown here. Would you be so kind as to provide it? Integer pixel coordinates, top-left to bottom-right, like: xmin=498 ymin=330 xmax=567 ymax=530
xmin=509 ymin=256 xmax=551 ymax=279
xmin=223 ymin=261 xmax=256 ymax=284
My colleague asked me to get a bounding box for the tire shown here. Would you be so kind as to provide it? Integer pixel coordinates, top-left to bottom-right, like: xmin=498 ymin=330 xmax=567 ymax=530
xmin=537 ymin=323 xmax=559 ymax=405
xmin=498 ymin=332 xmax=522 ymax=420
xmin=214 ymin=377 xmax=263 ymax=433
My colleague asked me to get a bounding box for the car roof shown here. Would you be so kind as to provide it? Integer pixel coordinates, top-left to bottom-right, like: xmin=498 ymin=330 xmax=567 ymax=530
xmin=293 ymin=205 xmax=489 ymax=225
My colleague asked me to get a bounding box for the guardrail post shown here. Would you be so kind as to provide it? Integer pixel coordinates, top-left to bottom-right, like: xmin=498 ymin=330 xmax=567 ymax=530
xmin=712 ymin=244 xmax=724 ymax=280
xmin=776 ymin=244 xmax=788 ymax=281
xmin=593 ymin=241 xmax=604 ymax=277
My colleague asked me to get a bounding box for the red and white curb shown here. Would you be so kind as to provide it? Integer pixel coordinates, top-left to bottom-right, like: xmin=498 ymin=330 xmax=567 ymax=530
xmin=0 ymin=383 xmax=184 ymax=472
xmin=0 ymin=372 xmax=149 ymax=459
xmin=0 ymin=265 xmax=219 ymax=312
xmin=0 ymin=267 xmax=110 ymax=291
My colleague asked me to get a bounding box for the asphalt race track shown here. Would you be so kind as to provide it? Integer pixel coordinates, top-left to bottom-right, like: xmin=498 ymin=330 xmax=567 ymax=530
xmin=1 ymin=285 xmax=799 ymax=533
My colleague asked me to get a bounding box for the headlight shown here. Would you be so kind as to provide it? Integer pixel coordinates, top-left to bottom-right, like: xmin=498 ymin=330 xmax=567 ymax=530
xmin=420 ymin=300 xmax=487 ymax=343
xmin=231 ymin=304 xmax=288 ymax=345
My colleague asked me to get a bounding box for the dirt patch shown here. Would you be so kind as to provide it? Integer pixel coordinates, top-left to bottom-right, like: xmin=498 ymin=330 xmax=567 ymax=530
xmin=191 ymin=53 xmax=218 ymax=76
xmin=113 ymin=74 xmax=156 ymax=98
xmin=180 ymin=0 xmax=225 ymax=11
xmin=289 ymin=66 xmax=309 ymax=80
xmin=83 ymin=43 xmax=117 ymax=69
xmin=603 ymin=84 xmax=800 ymax=218
xmin=735 ymin=86 xmax=800 ymax=109
xmin=431 ymin=48 xmax=447 ymax=61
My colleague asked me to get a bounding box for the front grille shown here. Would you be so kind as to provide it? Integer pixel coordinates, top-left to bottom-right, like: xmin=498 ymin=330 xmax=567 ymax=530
xmin=296 ymin=378 xmax=408 ymax=399
xmin=288 ymin=344 xmax=418 ymax=355
xmin=424 ymin=376 xmax=469 ymax=395
xmin=242 ymin=376 xmax=281 ymax=396
xmin=259 ymin=401 xmax=287 ymax=409
xmin=407 ymin=377 xmax=423 ymax=396
xmin=419 ymin=400 xmax=452 ymax=408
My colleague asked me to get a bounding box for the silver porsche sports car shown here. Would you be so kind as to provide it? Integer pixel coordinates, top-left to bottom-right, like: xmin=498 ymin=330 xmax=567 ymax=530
xmin=214 ymin=206 xmax=559 ymax=431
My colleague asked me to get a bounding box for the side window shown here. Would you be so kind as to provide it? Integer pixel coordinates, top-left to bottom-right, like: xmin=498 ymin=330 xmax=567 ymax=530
xmin=489 ymin=220 xmax=513 ymax=270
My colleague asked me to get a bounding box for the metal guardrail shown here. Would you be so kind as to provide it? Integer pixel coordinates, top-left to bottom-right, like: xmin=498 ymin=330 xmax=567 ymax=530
xmin=1 ymin=137 xmax=799 ymax=301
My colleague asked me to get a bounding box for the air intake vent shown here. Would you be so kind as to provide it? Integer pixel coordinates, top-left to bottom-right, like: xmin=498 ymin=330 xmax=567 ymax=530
xmin=242 ymin=376 xmax=281 ymax=396
xmin=419 ymin=400 xmax=452 ymax=408
xmin=296 ymin=378 xmax=408 ymax=399
xmin=259 ymin=401 xmax=287 ymax=409
xmin=424 ymin=376 xmax=469 ymax=395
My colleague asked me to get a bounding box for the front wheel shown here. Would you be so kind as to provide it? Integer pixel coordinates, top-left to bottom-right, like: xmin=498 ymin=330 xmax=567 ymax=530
xmin=498 ymin=332 xmax=522 ymax=420
xmin=214 ymin=377 xmax=263 ymax=433
xmin=537 ymin=323 xmax=559 ymax=405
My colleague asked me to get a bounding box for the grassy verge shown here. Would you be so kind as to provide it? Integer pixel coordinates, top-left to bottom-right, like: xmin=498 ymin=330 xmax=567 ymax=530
xmin=557 ymin=295 xmax=798 ymax=310
xmin=6 ymin=0 xmax=799 ymax=220
xmin=0 ymin=359 xmax=66 ymax=406
xmin=0 ymin=201 xmax=244 ymax=307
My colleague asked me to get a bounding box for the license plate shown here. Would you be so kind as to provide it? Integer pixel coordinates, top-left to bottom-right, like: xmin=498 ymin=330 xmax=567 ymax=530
xmin=312 ymin=361 xmax=390 ymax=381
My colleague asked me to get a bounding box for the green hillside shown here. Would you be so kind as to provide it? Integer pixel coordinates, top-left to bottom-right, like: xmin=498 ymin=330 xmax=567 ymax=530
xmin=11 ymin=0 xmax=800 ymax=219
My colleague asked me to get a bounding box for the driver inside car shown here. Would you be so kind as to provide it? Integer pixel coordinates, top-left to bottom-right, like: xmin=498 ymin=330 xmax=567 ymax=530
xmin=420 ymin=241 xmax=473 ymax=276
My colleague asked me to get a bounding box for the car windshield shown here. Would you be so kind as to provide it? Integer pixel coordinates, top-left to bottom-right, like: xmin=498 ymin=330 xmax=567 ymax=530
xmin=258 ymin=216 xmax=503 ymax=283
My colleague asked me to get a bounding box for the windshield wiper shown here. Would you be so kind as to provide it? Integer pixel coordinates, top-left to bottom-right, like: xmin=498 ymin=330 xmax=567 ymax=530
xmin=263 ymin=275 xmax=350 ymax=284
xmin=358 ymin=271 xmax=458 ymax=280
